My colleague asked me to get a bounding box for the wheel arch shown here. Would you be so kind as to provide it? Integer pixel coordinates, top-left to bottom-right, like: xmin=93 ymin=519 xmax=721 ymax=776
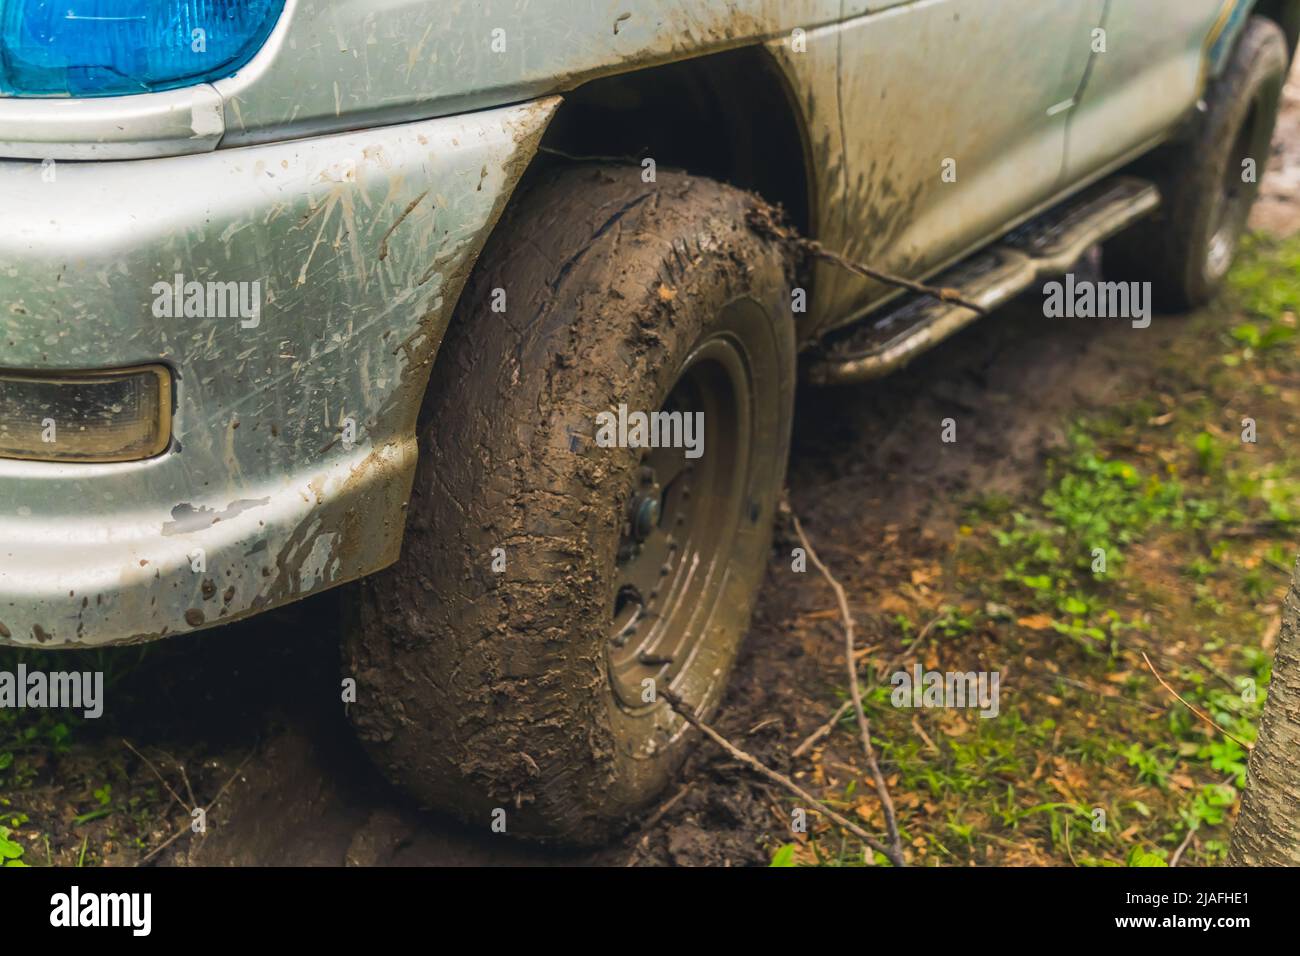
xmin=532 ymin=45 xmax=816 ymax=242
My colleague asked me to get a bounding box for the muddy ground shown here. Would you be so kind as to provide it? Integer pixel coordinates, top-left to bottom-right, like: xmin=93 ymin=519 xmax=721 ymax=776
xmin=19 ymin=302 xmax=1102 ymax=866
xmin=4 ymin=67 xmax=1300 ymax=869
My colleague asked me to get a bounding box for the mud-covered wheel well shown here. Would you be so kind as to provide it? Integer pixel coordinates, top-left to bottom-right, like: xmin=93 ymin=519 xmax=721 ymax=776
xmin=531 ymin=45 xmax=813 ymax=240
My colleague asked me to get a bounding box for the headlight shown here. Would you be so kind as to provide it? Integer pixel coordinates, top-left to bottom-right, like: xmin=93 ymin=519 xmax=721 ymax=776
xmin=0 ymin=0 xmax=285 ymax=97
xmin=0 ymin=365 xmax=172 ymax=463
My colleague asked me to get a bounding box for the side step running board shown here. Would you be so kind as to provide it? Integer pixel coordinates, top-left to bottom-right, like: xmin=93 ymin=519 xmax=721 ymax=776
xmin=805 ymin=176 xmax=1161 ymax=385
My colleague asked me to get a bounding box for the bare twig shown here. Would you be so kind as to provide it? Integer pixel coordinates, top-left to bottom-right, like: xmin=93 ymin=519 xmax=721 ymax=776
xmin=1024 ymin=671 xmax=1164 ymax=715
xmin=910 ymin=714 xmax=940 ymax=756
xmin=793 ymin=700 xmax=853 ymax=758
xmin=1064 ymin=816 xmax=1077 ymax=867
xmin=134 ymin=820 xmax=191 ymax=866
xmin=1170 ymin=824 xmax=1198 ymax=868
xmin=177 ymin=760 xmax=198 ymax=814
xmin=136 ymin=751 xmax=254 ymax=866
xmin=122 ymin=739 xmax=192 ymax=813
xmin=915 ymin=612 xmax=946 ymax=645
xmin=747 ymin=203 xmax=988 ymax=317
xmin=1141 ymin=652 xmax=1253 ymax=751
xmin=624 ymin=784 xmax=693 ymax=867
xmin=746 ymin=716 xmax=782 ymax=736
xmin=644 ymin=784 xmax=692 ymax=832
xmin=662 ymin=689 xmax=902 ymax=865
xmin=786 ymin=501 xmax=905 ymax=864
xmin=1218 ymin=520 xmax=1283 ymax=539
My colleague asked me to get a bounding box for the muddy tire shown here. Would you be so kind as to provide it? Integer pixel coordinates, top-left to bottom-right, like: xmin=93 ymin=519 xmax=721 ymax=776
xmin=343 ymin=166 xmax=796 ymax=843
xmin=1103 ymin=16 xmax=1288 ymax=311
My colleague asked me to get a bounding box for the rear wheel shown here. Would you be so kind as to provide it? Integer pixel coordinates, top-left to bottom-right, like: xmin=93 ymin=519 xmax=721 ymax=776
xmin=1104 ymin=16 xmax=1288 ymax=310
xmin=343 ymin=165 xmax=796 ymax=843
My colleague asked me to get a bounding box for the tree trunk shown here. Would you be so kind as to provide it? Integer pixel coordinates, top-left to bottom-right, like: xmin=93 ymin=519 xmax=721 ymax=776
xmin=1230 ymin=559 xmax=1300 ymax=865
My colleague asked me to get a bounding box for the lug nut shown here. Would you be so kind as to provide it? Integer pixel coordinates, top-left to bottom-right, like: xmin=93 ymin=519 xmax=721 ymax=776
xmin=634 ymin=495 xmax=660 ymax=540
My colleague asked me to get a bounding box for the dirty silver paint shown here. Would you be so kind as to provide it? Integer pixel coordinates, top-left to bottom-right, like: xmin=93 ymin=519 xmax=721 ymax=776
xmin=0 ymin=0 xmax=842 ymax=160
xmin=0 ymin=98 xmax=558 ymax=646
xmin=0 ymin=0 xmax=1248 ymax=645
xmin=0 ymin=83 xmax=226 ymax=160
xmin=817 ymin=0 xmax=1234 ymax=333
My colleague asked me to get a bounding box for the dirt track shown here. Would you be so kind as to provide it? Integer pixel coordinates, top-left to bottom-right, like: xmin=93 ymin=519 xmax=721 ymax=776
xmin=7 ymin=65 xmax=1300 ymax=868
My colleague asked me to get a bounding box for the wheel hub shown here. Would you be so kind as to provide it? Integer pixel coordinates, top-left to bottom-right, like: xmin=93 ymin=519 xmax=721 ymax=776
xmin=606 ymin=338 xmax=753 ymax=708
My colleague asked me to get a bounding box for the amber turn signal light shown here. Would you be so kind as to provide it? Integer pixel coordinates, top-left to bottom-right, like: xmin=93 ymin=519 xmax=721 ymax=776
xmin=0 ymin=365 xmax=172 ymax=463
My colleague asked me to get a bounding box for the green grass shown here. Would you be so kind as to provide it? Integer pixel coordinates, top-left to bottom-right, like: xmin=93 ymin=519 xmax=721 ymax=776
xmin=778 ymin=236 xmax=1300 ymax=867
xmin=0 ymin=645 xmax=152 ymax=866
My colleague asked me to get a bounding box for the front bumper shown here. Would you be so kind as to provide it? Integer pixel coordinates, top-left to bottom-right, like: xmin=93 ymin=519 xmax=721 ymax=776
xmin=0 ymin=97 xmax=557 ymax=647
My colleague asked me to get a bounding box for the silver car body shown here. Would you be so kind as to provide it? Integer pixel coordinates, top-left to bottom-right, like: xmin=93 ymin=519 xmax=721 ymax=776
xmin=0 ymin=0 xmax=1258 ymax=646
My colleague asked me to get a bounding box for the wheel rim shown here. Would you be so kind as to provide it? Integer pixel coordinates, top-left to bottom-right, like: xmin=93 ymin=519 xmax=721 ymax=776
xmin=607 ymin=335 xmax=752 ymax=709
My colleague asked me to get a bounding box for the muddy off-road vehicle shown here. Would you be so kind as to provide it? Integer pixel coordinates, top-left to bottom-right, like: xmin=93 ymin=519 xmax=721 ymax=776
xmin=0 ymin=0 xmax=1296 ymax=843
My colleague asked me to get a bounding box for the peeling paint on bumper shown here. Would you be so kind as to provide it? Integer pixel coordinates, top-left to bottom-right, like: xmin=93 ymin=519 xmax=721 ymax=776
xmin=0 ymin=97 xmax=559 ymax=648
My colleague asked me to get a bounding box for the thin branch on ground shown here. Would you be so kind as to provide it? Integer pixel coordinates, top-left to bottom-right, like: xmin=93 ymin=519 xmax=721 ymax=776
xmin=1218 ymin=520 xmax=1283 ymax=538
xmin=915 ymin=612 xmax=946 ymax=645
xmin=135 ymin=819 xmax=192 ymax=866
xmin=746 ymin=716 xmax=782 ymax=736
xmin=624 ymin=784 xmax=693 ymax=867
xmin=122 ymin=739 xmax=192 ymax=813
xmin=1170 ymin=824 xmax=1198 ymax=868
xmin=662 ymin=688 xmax=903 ymax=865
xmin=175 ymin=757 xmax=198 ymax=813
xmin=876 ymin=619 xmax=943 ymax=682
xmin=1022 ymin=672 xmax=1164 ymax=715
xmin=1141 ymin=652 xmax=1253 ymax=751
xmin=785 ymin=499 xmax=905 ymax=864
xmin=747 ymin=203 xmax=988 ymax=317
xmin=910 ymin=714 xmax=940 ymax=755
xmin=136 ymin=751 xmax=254 ymax=866
xmin=793 ymin=700 xmax=853 ymax=758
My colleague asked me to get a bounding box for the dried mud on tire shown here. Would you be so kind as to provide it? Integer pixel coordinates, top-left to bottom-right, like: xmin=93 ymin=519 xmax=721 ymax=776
xmin=344 ymin=166 xmax=796 ymax=844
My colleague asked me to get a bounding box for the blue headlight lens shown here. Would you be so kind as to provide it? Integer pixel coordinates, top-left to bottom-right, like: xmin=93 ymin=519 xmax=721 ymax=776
xmin=0 ymin=0 xmax=285 ymax=97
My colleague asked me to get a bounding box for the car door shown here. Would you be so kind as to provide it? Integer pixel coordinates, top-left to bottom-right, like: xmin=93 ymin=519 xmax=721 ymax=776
xmin=1062 ymin=0 xmax=1240 ymax=185
xmin=820 ymin=0 xmax=1104 ymax=327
